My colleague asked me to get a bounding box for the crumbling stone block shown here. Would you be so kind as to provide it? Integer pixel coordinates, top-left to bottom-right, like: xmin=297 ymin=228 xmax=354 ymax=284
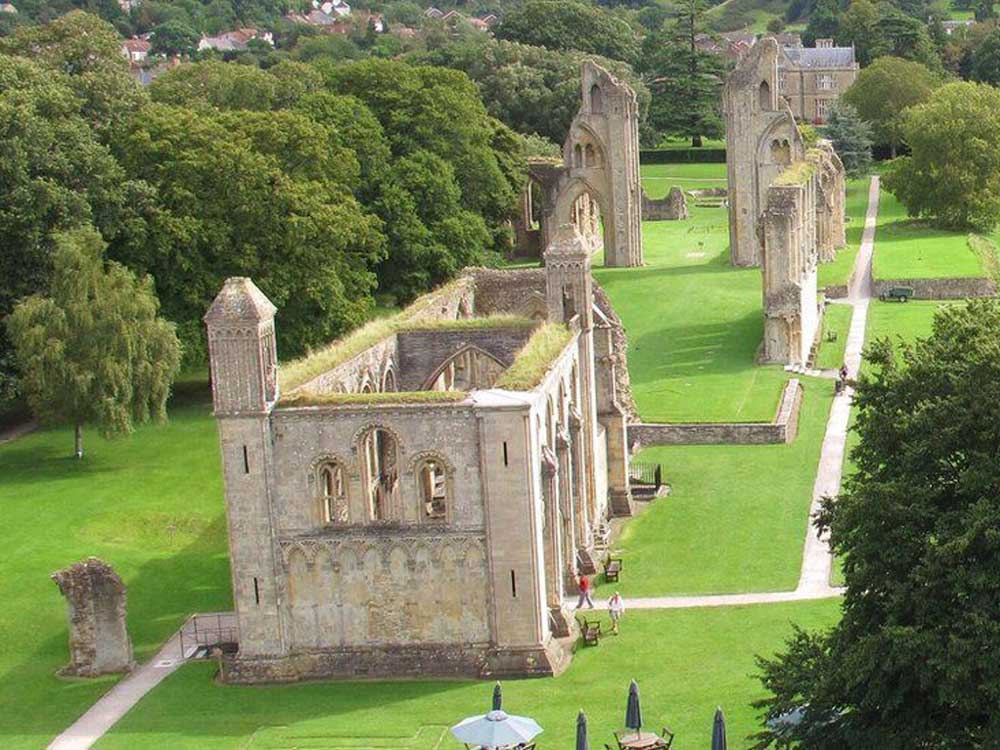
xmin=51 ymin=557 xmax=134 ymax=677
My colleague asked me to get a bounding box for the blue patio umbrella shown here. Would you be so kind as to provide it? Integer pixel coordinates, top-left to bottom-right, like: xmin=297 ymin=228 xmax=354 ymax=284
xmin=711 ymin=708 xmax=727 ymax=750
xmin=452 ymin=710 xmax=543 ymax=749
xmin=493 ymin=682 xmax=503 ymax=712
xmin=625 ymin=680 xmax=643 ymax=731
xmin=576 ymin=710 xmax=589 ymax=750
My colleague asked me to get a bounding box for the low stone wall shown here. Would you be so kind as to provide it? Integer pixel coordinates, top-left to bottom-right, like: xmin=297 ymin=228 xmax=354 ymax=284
xmin=640 ymin=187 xmax=688 ymax=221
xmin=628 ymin=378 xmax=802 ymax=448
xmin=824 ymin=283 xmax=848 ymax=299
xmin=874 ymin=277 xmax=996 ymax=300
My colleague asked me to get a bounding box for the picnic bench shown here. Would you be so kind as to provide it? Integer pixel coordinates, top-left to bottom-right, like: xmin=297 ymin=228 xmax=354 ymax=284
xmin=604 ymin=555 xmax=623 ymax=583
xmin=879 ymin=286 xmax=914 ymax=302
xmin=578 ymin=616 xmax=602 ymax=646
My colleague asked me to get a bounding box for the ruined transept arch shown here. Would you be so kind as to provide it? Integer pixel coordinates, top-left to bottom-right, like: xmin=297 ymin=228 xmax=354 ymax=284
xmin=516 ymin=61 xmax=643 ymax=267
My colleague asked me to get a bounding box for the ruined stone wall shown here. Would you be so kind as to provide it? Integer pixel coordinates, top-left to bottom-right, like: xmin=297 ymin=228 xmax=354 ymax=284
xmin=640 ymin=187 xmax=688 ymax=221
xmin=873 ymin=277 xmax=998 ymax=300
xmin=628 ymin=379 xmax=802 ymax=447
xmin=298 ymin=337 xmax=399 ymax=396
xmin=395 ymin=328 xmax=534 ymax=391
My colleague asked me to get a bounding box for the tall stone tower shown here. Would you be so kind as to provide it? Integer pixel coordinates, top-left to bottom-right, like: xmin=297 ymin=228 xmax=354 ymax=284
xmin=204 ymin=277 xmax=285 ymax=658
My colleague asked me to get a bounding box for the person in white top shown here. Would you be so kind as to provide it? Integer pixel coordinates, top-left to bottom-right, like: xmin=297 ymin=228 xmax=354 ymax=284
xmin=608 ymin=591 xmax=625 ymax=635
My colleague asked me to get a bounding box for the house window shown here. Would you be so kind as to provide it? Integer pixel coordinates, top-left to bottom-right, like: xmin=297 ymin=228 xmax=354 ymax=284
xmin=778 ymin=70 xmax=788 ymax=93
xmin=416 ymin=457 xmax=447 ymax=521
xmin=319 ymin=462 xmax=349 ymax=524
xmin=816 ymin=74 xmax=835 ymax=91
xmin=816 ymin=98 xmax=831 ymax=121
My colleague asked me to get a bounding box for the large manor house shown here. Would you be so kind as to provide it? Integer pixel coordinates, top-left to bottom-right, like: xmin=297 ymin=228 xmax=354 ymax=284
xmin=205 ymin=46 xmax=847 ymax=683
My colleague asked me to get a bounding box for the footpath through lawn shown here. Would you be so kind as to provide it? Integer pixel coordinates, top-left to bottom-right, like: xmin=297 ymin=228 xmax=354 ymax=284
xmin=0 ymin=379 xmax=230 ymax=750
xmin=96 ymin=600 xmax=841 ymax=750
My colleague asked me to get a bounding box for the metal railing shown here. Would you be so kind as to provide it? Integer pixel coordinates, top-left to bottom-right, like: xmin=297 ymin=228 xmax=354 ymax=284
xmin=629 ymin=461 xmax=663 ymax=491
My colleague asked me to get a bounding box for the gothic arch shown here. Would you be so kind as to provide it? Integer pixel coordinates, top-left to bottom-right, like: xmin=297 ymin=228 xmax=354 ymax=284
xmin=422 ymin=344 xmax=507 ymax=391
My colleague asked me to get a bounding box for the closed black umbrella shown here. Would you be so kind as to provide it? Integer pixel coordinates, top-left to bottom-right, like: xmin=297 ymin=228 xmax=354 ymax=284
xmin=493 ymin=682 xmax=503 ymax=712
xmin=625 ymin=680 xmax=642 ymax=731
xmin=711 ymin=707 xmax=727 ymax=750
xmin=576 ymin=710 xmax=589 ymax=750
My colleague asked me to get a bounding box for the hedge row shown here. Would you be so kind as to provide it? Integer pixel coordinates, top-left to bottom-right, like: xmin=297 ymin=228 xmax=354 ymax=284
xmin=640 ymin=148 xmax=727 ymax=164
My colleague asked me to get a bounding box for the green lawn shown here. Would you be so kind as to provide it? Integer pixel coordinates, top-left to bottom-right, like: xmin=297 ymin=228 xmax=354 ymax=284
xmin=872 ymin=191 xmax=984 ymax=280
xmin=596 ymin=176 xmax=791 ymax=423
xmin=0 ymin=381 xmax=230 ymax=750
xmin=814 ymin=304 xmax=853 ymax=371
xmin=596 ymin=379 xmax=833 ymax=597
xmin=817 ymin=177 xmax=871 ymax=290
xmin=639 ymin=163 xmax=728 ymax=198
xmin=95 ymin=600 xmax=841 ymax=750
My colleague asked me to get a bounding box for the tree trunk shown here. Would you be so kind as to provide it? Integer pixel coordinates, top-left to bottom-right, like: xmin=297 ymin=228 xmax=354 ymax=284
xmin=692 ymin=135 xmax=703 ymax=147
xmin=75 ymin=423 xmax=83 ymax=460
xmin=890 ymin=143 xmax=897 ymax=159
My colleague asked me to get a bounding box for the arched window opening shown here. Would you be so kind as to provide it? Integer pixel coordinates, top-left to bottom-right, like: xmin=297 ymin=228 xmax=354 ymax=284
xmin=590 ymin=84 xmax=604 ymax=114
xmin=382 ymin=367 xmax=397 ymax=393
xmin=417 ymin=458 xmax=447 ymax=521
xmin=528 ymin=181 xmax=543 ymax=230
xmin=361 ymin=379 xmax=375 ymax=394
xmin=758 ymin=80 xmax=771 ymax=111
xmin=360 ymin=428 xmax=398 ymax=521
xmin=319 ymin=462 xmax=349 ymax=524
xmin=584 ymin=143 xmax=598 ymax=168
xmin=573 ymin=143 xmax=583 ymax=168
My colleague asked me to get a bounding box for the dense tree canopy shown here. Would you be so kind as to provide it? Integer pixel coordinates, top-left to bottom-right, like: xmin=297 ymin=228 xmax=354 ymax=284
xmin=494 ymin=0 xmax=641 ymax=65
xmin=820 ymin=102 xmax=872 ymax=178
xmin=841 ymin=56 xmax=938 ymax=157
xmin=884 ymin=81 xmax=1000 ymax=230
xmin=413 ymin=35 xmax=648 ymax=145
xmin=753 ymin=299 xmax=1000 ymax=749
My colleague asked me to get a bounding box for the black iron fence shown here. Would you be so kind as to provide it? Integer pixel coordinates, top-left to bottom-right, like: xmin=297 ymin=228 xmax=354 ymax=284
xmin=629 ymin=461 xmax=663 ymax=491
xmin=179 ymin=612 xmax=239 ymax=658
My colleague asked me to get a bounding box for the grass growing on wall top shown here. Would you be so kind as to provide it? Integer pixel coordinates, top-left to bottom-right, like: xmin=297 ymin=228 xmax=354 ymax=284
xmin=279 ymin=390 xmax=468 ymax=407
xmin=772 ymin=159 xmax=817 ymax=187
xmin=494 ymin=324 xmax=573 ymax=391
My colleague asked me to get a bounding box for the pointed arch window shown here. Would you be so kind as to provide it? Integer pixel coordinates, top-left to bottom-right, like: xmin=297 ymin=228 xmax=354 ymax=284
xmin=416 ymin=456 xmax=448 ymax=521
xmin=318 ymin=461 xmax=349 ymax=524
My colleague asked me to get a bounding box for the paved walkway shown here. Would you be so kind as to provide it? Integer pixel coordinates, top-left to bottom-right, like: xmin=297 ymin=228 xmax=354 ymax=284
xmin=48 ymin=613 xmax=235 ymax=750
xmin=575 ymin=176 xmax=881 ymax=612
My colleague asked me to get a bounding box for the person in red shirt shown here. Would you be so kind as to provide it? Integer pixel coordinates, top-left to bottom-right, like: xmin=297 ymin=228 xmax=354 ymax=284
xmin=575 ymin=574 xmax=594 ymax=610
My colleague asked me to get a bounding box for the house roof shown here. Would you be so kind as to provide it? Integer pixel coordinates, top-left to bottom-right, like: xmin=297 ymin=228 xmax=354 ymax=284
xmin=782 ymin=46 xmax=856 ymax=68
xmin=205 ymin=278 xmax=277 ymax=323
xmin=123 ymin=38 xmax=151 ymax=52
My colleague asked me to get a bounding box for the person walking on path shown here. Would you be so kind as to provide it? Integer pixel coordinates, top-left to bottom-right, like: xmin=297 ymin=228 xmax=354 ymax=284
xmin=575 ymin=574 xmax=594 ymax=610
xmin=608 ymin=591 xmax=625 ymax=634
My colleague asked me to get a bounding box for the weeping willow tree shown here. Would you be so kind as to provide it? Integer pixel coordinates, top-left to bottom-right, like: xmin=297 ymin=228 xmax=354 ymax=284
xmin=7 ymin=226 xmax=181 ymax=458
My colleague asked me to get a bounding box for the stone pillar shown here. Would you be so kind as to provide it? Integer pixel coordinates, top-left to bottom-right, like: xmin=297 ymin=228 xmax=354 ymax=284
xmin=51 ymin=558 xmax=133 ymax=676
xmin=594 ymin=327 xmax=633 ymax=518
xmin=568 ymin=412 xmax=597 ymax=572
xmin=204 ymin=277 xmax=286 ymax=659
xmin=541 ymin=447 xmax=571 ymax=637
xmin=556 ymin=430 xmax=578 ymax=589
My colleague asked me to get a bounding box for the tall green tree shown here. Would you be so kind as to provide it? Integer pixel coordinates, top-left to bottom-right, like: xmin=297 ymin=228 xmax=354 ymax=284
xmin=820 ymin=102 xmax=872 ymax=177
xmin=752 ymin=299 xmax=1000 ymax=750
xmin=640 ymin=0 xmax=727 ymax=146
xmin=884 ymin=81 xmax=1000 ymax=230
xmin=836 ymin=0 xmax=879 ymax=66
xmin=970 ymin=26 xmax=1000 ymax=85
xmin=803 ymin=0 xmax=841 ymax=46
xmin=149 ymin=20 xmax=200 ymax=57
xmin=842 ymin=56 xmax=938 ymax=157
xmin=493 ymin=0 xmax=641 ymax=65
xmin=6 ymin=227 xmax=181 ymax=458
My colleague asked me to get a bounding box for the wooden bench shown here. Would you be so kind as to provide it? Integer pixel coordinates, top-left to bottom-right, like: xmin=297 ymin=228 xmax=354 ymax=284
xmin=578 ymin=617 xmax=601 ymax=646
xmin=880 ymin=286 xmax=914 ymax=302
xmin=604 ymin=555 xmax=623 ymax=583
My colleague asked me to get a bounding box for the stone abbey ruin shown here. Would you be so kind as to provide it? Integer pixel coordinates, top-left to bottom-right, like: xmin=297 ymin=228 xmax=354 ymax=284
xmin=196 ymin=53 xmax=849 ymax=685
xmin=724 ymin=37 xmax=848 ymax=366
xmin=205 ymin=222 xmax=636 ymax=683
xmin=516 ymin=62 xmax=644 ymax=267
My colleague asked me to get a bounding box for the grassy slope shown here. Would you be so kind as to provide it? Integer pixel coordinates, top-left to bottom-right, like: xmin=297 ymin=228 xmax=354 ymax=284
xmin=97 ymin=600 xmax=841 ymax=750
xmin=817 ymin=177 xmax=870 ymax=289
xmin=0 ymin=383 xmax=230 ymax=750
xmin=872 ymin=190 xmax=983 ymax=280
xmin=639 ymin=163 xmax=728 ymax=197
xmin=596 ymin=380 xmax=833 ymax=597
